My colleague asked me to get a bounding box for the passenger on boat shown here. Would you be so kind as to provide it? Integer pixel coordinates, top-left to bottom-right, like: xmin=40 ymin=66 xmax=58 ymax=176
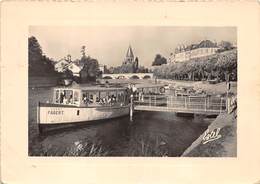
xmin=111 ymin=94 xmax=116 ymax=103
xmin=68 ymin=94 xmax=73 ymax=104
xmin=63 ymin=96 xmax=68 ymax=104
xmin=107 ymin=95 xmax=112 ymax=104
xmin=89 ymin=94 xmax=93 ymax=104
xmin=99 ymin=98 xmax=105 ymax=105
xmin=82 ymin=94 xmax=88 ymax=104
xmin=60 ymin=91 xmax=65 ymax=103
xmin=96 ymin=97 xmax=99 ymax=103
xmin=138 ymin=91 xmax=144 ymax=101
xmin=132 ymin=84 xmax=137 ymax=93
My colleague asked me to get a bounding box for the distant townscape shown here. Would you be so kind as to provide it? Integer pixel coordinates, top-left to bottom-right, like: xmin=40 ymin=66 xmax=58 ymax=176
xmin=29 ymin=36 xmax=237 ymax=84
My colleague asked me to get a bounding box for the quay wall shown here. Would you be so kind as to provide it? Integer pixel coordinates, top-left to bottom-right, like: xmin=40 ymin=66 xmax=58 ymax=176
xmin=181 ymin=110 xmax=237 ymax=157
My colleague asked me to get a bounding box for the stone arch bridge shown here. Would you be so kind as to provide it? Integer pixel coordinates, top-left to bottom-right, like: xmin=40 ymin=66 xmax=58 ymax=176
xmin=102 ymin=73 xmax=154 ymax=79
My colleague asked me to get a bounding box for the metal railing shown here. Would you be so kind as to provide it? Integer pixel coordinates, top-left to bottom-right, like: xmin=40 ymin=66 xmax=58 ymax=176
xmin=133 ymin=94 xmax=226 ymax=114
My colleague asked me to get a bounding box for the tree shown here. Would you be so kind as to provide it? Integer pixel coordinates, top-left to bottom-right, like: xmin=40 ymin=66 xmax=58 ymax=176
xmin=29 ymin=36 xmax=42 ymax=73
xmin=81 ymin=45 xmax=86 ymax=57
xmin=215 ymin=50 xmax=237 ymax=81
xmin=28 ymin=36 xmax=58 ymax=76
xmin=217 ymin=41 xmax=234 ymax=52
xmin=133 ymin=57 xmax=139 ymax=73
xmin=152 ymin=54 xmax=167 ymax=66
xmin=67 ymin=54 xmax=72 ymax=62
xmin=79 ymin=56 xmax=100 ymax=83
xmin=112 ymin=63 xmax=134 ymax=74
xmin=136 ymin=66 xmax=148 ymax=73
xmin=103 ymin=65 xmax=110 ymax=74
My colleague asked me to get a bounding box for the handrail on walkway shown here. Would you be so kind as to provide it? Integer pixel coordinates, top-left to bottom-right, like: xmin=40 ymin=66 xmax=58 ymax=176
xmin=133 ymin=94 xmax=226 ymax=113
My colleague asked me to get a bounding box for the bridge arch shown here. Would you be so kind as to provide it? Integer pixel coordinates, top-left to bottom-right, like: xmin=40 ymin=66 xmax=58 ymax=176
xmin=117 ymin=75 xmax=126 ymax=79
xmin=103 ymin=76 xmax=113 ymax=79
xmin=130 ymin=75 xmax=140 ymax=79
xmin=143 ymin=75 xmax=151 ymax=79
xmin=102 ymin=73 xmax=153 ymax=80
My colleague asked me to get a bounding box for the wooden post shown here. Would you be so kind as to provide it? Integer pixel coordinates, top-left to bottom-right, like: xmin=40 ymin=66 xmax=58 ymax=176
xmin=149 ymin=95 xmax=151 ymax=106
xmin=205 ymin=97 xmax=207 ymax=111
xmin=188 ymin=96 xmax=190 ymax=109
xmin=226 ymin=81 xmax=230 ymax=112
xmin=167 ymin=96 xmax=169 ymax=110
xmin=220 ymin=97 xmax=222 ymax=113
xmin=155 ymin=95 xmax=156 ymax=106
xmin=130 ymin=94 xmax=133 ymax=121
xmin=171 ymin=95 xmax=173 ymax=108
xmin=184 ymin=97 xmax=187 ymax=109
xmin=37 ymin=102 xmax=42 ymax=134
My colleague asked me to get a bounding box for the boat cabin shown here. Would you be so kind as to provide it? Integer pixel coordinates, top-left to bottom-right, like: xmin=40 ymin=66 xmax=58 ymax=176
xmin=53 ymin=87 xmax=129 ymax=107
xmin=135 ymin=84 xmax=166 ymax=95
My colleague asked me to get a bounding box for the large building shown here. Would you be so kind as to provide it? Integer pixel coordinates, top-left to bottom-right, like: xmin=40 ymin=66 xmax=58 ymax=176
xmin=169 ymin=40 xmax=219 ymax=63
xmin=54 ymin=57 xmax=84 ymax=77
xmin=123 ymin=45 xmax=135 ymax=65
xmin=54 ymin=58 xmax=70 ymax=72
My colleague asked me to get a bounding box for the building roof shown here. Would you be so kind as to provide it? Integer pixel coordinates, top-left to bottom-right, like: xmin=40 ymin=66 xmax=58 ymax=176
xmin=54 ymin=58 xmax=69 ymax=66
xmin=66 ymin=60 xmax=84 ymax=69
xmin=197 ymin=40 xmax=217 ymax=48
xmin=174 ymin=40 xmax=218 ymax=53
xmin=126 ymin=45 xmax=134 ymax=58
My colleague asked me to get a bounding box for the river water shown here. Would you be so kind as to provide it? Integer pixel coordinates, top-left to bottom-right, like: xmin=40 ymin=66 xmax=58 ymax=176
xmin=29 ymin=87 xmax=213 ymax=157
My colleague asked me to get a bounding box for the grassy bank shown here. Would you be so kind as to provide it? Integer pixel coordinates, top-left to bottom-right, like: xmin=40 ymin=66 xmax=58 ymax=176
xmin=30 ymin=139 xmax=109 ymax=156
xmin=182 ymin=110 xmax=237 ymax=157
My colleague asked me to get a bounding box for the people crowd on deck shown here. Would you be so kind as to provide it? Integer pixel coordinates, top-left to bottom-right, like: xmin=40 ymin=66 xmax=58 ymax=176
xmin=59 ymin=91 xmax=73 ymax=105
xmin=57 ymin=83 xmax=139 ymax=106
xmin=82 ymin=93 xmax=125 ymax=106
xmin=57 ymin=90 xmax=127 ymax=106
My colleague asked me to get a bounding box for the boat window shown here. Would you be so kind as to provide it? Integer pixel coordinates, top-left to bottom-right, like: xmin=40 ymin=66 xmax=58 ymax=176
xmin=109 ymin=91 xmax=117 ymax=104
xmin=59 ymin=90 xmax=73 ymax=104
xmin=80 ymin=90 xmax=127 ymax=106
xmin=55 ymin=90 xmax=60 ymax=103
xmin=96 ymin=92 xmax=100 ymax=103
xmin=98 ymin=91 xmax=107 ymax=105
xmin=73 ymin=90 xmax=79 ymax=104
xmin=89 ymin=92 xmax=96 ymax=104
xmin=82 ymin=91 xmax=89 ymax=104
xmin=81 ymin=91 xmax=99 ymax=105
xmin=117 ymin=91 xmax=124 ymax=103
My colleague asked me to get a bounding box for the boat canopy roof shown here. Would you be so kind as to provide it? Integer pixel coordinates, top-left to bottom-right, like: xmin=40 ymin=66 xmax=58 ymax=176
xmin=54 ymin=86 xmax=127 ymax=92
xmin=54 ymin=83 xmax=165 ymax=92
xmin=135 ymin=83 xmax=165 ymax=89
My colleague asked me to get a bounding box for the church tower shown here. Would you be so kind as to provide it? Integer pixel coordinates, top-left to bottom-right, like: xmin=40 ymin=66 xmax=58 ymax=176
xmin=123 ymin=45 xmax=134 ymax=65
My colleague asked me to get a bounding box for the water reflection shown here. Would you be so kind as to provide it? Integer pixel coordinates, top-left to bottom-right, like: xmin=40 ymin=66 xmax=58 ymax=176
xmin=30 ymin=111 xmax=211 ymax=156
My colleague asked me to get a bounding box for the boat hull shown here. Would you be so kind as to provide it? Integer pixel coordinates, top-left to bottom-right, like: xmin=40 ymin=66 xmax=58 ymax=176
xmin=37 ymin=102 xmax=130 ymax=126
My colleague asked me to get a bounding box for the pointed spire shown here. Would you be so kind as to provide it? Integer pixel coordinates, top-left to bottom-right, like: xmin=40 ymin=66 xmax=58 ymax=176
xmin=126 ymin=45 xmax=134 ymax=58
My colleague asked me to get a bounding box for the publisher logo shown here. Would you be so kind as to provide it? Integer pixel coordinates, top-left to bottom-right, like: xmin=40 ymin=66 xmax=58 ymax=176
xmin=202 ymin=128 xmax=222 ymax=144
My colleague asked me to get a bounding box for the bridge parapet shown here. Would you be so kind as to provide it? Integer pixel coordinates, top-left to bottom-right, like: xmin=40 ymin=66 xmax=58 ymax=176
xmin=102 ymin=73 xmax=154 ymax=79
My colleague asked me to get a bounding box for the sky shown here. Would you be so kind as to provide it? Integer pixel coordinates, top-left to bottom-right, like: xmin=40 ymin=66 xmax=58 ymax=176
xmin=29 ymin=26 xmax=236 ymax=67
